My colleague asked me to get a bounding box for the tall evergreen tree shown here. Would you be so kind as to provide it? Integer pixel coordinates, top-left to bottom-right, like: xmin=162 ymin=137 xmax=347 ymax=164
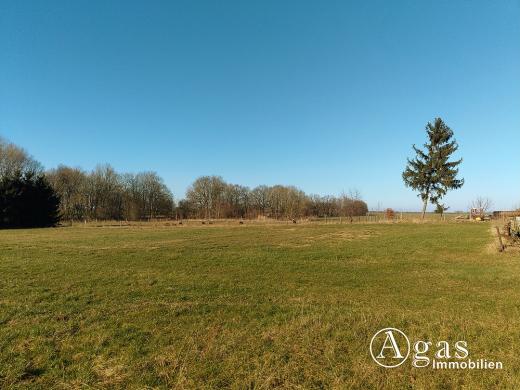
xmin=402 ymin=118 xmax=464 ymax=219
xmin=0 ymin=173 xmax=60 ymax=228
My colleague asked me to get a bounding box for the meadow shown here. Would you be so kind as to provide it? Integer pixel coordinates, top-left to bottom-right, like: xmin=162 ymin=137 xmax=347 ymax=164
xmin=1 ymin=221 xmax=519 ymax=388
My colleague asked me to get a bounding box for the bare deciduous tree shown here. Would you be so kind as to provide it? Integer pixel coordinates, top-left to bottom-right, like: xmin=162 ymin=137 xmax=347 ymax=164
xmin=186 ymin=176 xmax=226 ymax=219
xmin=47 ymin=165 xmax=88 ymax=221
xmin=470 ymin=196 xmax=493 ymax=215
xmin=250 ymin=185 xmax=270 ymax=217
xmin=0 ymin=137 xmax=42 ymax=179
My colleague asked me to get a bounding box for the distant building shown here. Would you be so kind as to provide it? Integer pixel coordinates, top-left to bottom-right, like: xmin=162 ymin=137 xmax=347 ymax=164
xmin=493 ymin=210 xmax=520 ymax=218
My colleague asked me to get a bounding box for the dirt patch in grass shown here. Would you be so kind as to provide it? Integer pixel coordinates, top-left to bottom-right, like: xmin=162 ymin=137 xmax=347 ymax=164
xmin=93 ymin=356 xmax=129 ymax=386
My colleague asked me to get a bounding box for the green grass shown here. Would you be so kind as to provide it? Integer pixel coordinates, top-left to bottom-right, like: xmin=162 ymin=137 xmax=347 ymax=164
xmin=1 ymin=223 xmax=519 ymax=388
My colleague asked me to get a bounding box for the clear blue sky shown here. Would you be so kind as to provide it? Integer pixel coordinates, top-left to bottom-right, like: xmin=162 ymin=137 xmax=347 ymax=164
xmin=1 ymin=0 xmax=519 ymax=211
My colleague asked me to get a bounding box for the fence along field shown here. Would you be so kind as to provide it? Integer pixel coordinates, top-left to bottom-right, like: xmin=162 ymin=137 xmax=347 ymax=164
xmin=1 ymin=221 xmax=520 ymax=388
xmin=66 ymin=211 xmax=471 ymax=229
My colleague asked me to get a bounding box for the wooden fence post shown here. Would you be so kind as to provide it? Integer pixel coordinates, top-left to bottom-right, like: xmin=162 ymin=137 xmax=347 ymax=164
xmin=496 ymin=226 xmax=505 ymax=252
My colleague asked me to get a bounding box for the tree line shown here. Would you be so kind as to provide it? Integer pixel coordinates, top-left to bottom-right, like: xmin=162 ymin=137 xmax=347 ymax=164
xmin=46 ymin=165 xmax=174 ymax=221
xmin=0 ymin=137 xmax=368 ymax=227
xmin=46 ymin=165 xmax=368 ymax=222
xmin=1 ymin=117 xmax=471 ymax=227
xmin=180 ymin=176 xmax=367 ymax=220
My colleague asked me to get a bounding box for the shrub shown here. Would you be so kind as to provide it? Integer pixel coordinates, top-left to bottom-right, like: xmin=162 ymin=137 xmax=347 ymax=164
xmin=385 ymin=208 xmax=395 ymax=220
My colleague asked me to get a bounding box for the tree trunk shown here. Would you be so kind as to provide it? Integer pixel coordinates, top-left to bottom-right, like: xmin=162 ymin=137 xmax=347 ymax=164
xmin=421 ymin=198 xmax=428 ymax=220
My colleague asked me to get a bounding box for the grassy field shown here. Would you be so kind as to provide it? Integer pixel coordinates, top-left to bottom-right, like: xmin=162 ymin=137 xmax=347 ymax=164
xmin=1 ymin=222 xmax=519 ymax=388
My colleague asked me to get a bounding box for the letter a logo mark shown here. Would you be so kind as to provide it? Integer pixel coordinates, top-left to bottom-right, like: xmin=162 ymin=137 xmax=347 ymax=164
xmin=376 ymin=330 xmax=404 ymax=359
xmin=370 ymin=328 xmax=410 ymax=368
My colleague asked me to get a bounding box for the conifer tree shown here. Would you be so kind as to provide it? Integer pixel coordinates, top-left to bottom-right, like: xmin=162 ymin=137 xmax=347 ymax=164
xmin=402 ymin=118 xmax=464 ymax=219
xmin=0 ymin=173 xmax=60 ymax=228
